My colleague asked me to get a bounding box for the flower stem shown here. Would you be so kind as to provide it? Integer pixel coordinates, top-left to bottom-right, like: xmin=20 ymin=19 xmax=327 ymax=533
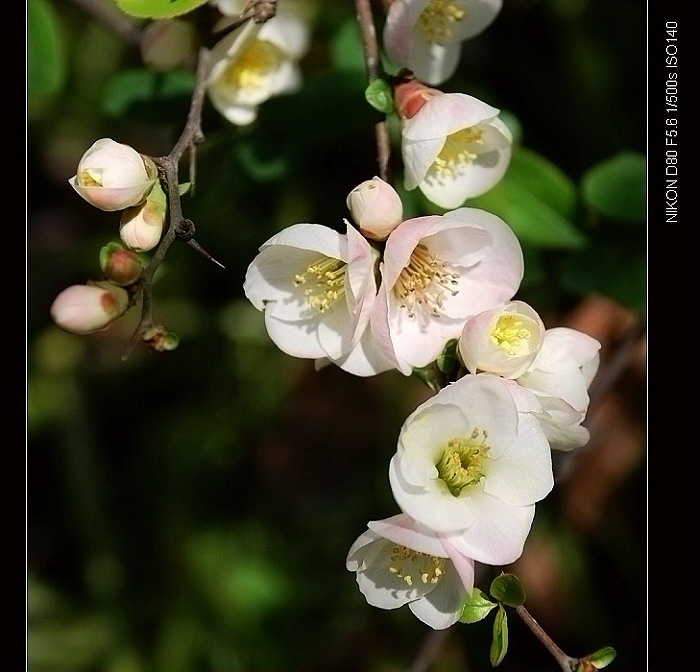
xmin=515 ymin=605 xmax=579 ymax=672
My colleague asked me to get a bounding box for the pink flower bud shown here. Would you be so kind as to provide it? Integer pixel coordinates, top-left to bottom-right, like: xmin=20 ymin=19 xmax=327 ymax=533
xmin=393 ymin=79 xmax=440 ymax=120
xmin=99 ymin=243 xmax=143 ymax=286
xmin=69 ymin=138 xmax=157 ymax=211
xmin=50 ymin=282 xmax=130 ymax=335
xmin=119 ymin=182 xmax=167 ymax=252
xmin=140 ymin=19 xmax=197 ymax=71
xmin=346 ymin=177 xmax=404 ymax=240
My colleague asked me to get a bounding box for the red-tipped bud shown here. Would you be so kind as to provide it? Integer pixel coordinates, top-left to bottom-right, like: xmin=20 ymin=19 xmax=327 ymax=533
xmin=394 ymin=79 xmax=440 ymax=120
xmin=100 ymin=242 xmax=142 ymax=286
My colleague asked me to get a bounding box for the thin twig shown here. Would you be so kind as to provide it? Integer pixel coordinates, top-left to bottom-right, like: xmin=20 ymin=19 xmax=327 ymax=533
xmin=515 ymin=606 xmax=578 ymax=672
xmin=68 ymin=0 xmax=142 ymax=45
xmin=406 ymin=629 xmax=451 ymax=672
xmin=354 ymin=0 xmax=392 ymax=183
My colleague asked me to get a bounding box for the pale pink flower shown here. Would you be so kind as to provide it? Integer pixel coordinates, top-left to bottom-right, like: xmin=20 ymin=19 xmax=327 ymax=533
xmin=346 ymin=176 xmax=403 ymax=241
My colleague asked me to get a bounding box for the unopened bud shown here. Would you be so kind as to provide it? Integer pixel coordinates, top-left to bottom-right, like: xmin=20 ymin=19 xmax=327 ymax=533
xmin=140 ymin=19 xmax=197 ymax=71
xmin=394 ymin=79 xmax=440 ymax=120
xmin=50 ymin=282 xmax=130 ymax=335
xmin=99 ymin=242 xmax=143 ymax=286
xmin=69 ymin=138 xmax=157 ymax=211
xmin=346 ymin=177 xmax=403 ymax=240
xmin=119 ymin=181 xmax=167 ymax=252
xmin=142 ymin=325 xmax=180 ymax=352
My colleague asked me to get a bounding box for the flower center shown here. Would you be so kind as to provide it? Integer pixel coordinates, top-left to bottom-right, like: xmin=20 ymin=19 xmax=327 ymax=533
xmin=490 ymin=315 xmax=532 ymax=355
xmin=388 ymin=545 xmax=445 ymax=587
xmin=224 ymin=39 xmax=284 ymax=89
xmin=293 ymin=256 xmax=347 ymax=313
xmin=427 ymin=126 xmax=486 ymax=183
xmin=393 ymin=244 xmax=460 ymax=318
xmin=436 ymin=431 xmax=489 ymax=496
xmin=417 ymin=0 xmax=467 ymax=45
xmin=80 ymin=169 xmax=103 ymax=186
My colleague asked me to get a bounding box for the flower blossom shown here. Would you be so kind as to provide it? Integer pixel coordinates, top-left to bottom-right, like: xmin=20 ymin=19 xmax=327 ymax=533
xmin=370 ymin=207 xmax=523 ymax=375
xmin=119 ymin=182 xmax=167 ymax=253
xmin=346 ymin=176 xmax=403 ymax=241
xmin=69 ymin=139 xmax=157 ymax=212
xmin=347 ymin=513 xmax=476 ymax=629
xmin=207 ymin=2 xmax=311 ymax=125
xmin=244 ymin=221 xmax=390 ymax=376
xmin=458 ymin=300 xmax=545 ymax=379
xmin=50 ymin=282 xmax=130 ymax=335
xmin=385 ymin=0 xmax=503 ymax=85
xmin=395 ymin=81 xmax=512 ymax=209
xmin=389 ymin=374 xmax=553 ymax=564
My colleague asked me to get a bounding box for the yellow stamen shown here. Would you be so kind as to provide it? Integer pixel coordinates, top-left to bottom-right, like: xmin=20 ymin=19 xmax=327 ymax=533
xmin=427 ymin=126 xmax=486 ymax=184
xmin=80 ymin=169 xmax=102 ymax=186
xmin=293 ymin=256 xmax=347 ymax=313
xmin=224 ymin=39 xmax=284 ymax=89
xmin=417 ymin=0 xmax=468 ymax=44
xmin=388 ymin=545 xmax=446 ymax=587
xmin=393 ymin=244 xmax=460 ymax=318
xmin=436 ymin=430 xmax=489 ymax=496
xmin=490 ymin=314 xmax=532 ymax=356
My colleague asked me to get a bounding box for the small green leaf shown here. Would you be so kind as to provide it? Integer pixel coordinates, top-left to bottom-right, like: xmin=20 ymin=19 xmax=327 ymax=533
xmin=490 ymin=605 xmax=509 ymax=667
xmin=116 ymin=0 xmax=209 ymax=19
xmin=28 ymin=0 xmax=67 ymax=98
xmin=586 ymin=646 xmax=617 ymax=668
xmin=581 ymin=152 xmax=646 ymax=224
xmin=490 ymin=573 xmax=527 ymax=607
xmin=365 ymin=79 xmax=395 ymax=115
xmin=178 ymin=182 xmax=192 ymax=196
xmin=412 ymin=363 xmax=445 ymax=393
xmin=437 ymin=339 xmax=459 ymax=375
xmin=460 ymin=588 xmax=497 ymax=624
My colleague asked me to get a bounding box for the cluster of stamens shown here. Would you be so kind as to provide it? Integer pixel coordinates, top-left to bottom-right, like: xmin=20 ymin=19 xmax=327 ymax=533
xmin=490 ymin=315 xmax=532 ymax=356
xmin=224 ymin=39 xmax=283 ymax=89
xmin=394 ymin=244 xmax=460 ymax=318
xmin=417 ymin=0 xmax=467 ymax=44
xmin=293 ymin=256 xmax=347 ymax=313
xmin=427 ymin=127 xmax=485 ymax=183
xmin=388 ymin=545 xmax=445 ymax=587
xmin=437 ymin=430 xmax=490 ymax=496
xmin=80 ymin=169 xmax=102 ymax=186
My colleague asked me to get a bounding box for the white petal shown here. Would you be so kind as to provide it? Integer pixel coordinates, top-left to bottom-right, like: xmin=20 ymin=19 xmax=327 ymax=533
xmin=346 ymin=530 xmax=383 ymax=571
xmin=409 ymin=38 xmax=461 ymax=86
xmin=263 ymin=313 xmax=325 ymax=359
xmin=533 ymin=327 xmax=602 ymax=372
xmin=332 ymin=328 xmax=396 ymax=377
xmin=453 ymin=0 xmax=503 ymax=41
xmin=367 ymin=513 xmax=449 ymax=557
xmin=317 ymin=307 xmax=353 ymax=360
xmin=403 ymin=137 xmax=444 ymax=190
xmin=408 ymin=565 xmax=467 ymax=629
xmin=259 ymin=13 xmax=310 ymax=58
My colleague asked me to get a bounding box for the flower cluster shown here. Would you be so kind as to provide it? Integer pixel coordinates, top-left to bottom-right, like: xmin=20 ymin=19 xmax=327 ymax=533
xmin=244 ymin=176 xmax=600 ymax=629
xmin=51 ymin=139 xmax=166 ymax=335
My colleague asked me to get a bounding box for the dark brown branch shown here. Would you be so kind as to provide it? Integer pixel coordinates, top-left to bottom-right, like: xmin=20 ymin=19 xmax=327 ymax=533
xmin=515 ymin=606 xmax=578 ymax=672
xmin=354 ymin=0 xmax=392 ymax=183
xmin=68 ymin=0 xmax=142 ymax=45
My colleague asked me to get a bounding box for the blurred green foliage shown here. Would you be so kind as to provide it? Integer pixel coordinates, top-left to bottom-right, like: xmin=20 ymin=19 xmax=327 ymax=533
xmin=28 ymin=0 xmax=645 ymax=670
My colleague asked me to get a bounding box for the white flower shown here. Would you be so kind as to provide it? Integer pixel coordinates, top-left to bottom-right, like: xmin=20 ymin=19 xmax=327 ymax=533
xmin=370 ymin=208 xmax=523 ymax=375
xmin=516 ymin=327 xmax=601 ymax=451
xmin=395 ymin=83 xmax=512 ymax=209
xmin=119 ymin=181 xmax=167 ymax=252
xmin=69 ymin=139 xmax=157 ymax=212
xmin=384 ymin=0 xmax=503 ymax=85
xmin=244 ymin=221 xmax=386 ymax=375
xmin=347 ymin=513 xmax=475 ymax=630
xmin=389 ymin=374 xmax=553 ymax=564
xmin=458 ymin=301 xmax=545 ymax=379
xmin=50 ymin=282 xmax=130 ymax=334
xmin=346 ymin=176 xmax=403 ymax=241
xmin=207 ymin=8 xmax=310 ymax=126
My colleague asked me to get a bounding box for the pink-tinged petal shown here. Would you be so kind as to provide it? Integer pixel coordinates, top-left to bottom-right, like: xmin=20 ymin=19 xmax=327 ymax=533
xmin=390 ymin=456 xmax=477 ymax=533
xmin=384 ymin=0 xmax=427 ymax=65
xmin=448 ymin=494 xmax=535 ymax=565
xmin=419 ymin=218 xmax=492 ymax=268
xmin=408 ymin=565 xmax=467 ymax=629
xmin=532 ymin=327 xmax=602 ymax=372
xmin=369 ymin=280 xmax=410 ymax=374
xmin=408 ymin=38 xmax=461 ymax=86
xmin=69 ymin=181 xmax=155 ymax=212
xmin=483 ymin=414 xmax=553 ymax=506
xmin=368 ymin=513 xmax=449 ymax=558
xmin=439 ymin=536 xmax=475 ymax=591
xmin=403 ymin=93 xmax=500 ymax=141
xmin=263 ymin=313 xmax=325 ymax=359
xmin=345 ymin=221 xmax=378 ymax=346
xmin=332 ymin=328 xmax=396 ymax=377
xmin=346 ymin=530 xmax=382 ymax=571
xmin=403 ymin=137 xmax=445 ymax=190
xmin=260 ymin=223 xmax=345 ymax=260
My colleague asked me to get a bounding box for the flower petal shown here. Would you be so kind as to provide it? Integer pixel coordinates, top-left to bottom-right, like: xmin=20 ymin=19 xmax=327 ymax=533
xmin=408 ymin=564 xmax=467 ymax=629
xmin=368 ymin=513 xmax=449 ymax=557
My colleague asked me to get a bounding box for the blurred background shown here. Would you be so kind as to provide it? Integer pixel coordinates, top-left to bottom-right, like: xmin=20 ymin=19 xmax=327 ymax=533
xmin=28 ymin=0 xmax=646 ymax=670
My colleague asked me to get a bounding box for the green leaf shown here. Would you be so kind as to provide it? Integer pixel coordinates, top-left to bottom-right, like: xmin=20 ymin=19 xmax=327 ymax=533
xmin=490 ymin=573 xmax=527 ymax=607
xmin=467 ymin=147 xmax=585 ymax=249
xmin=437 ymin=339 xmax=459 ymax=375
xmin=490 ymin=605 xmax=509 ymax=667
xmin=412 ymin=363 xmax=445 ymax=393
xmin=116 ymin=0 xmax=209 ymax=19
xmin=581 ymin=152 xmax=646 ymax=223
xmin=28 ymin=0 xmax=67 ymax=98
xmin=178 ymin=182 xmax=192 ymax=196
xmin=330 ymin=19 xmax=365 ymax=72
xmin=586 ymin=646 xmax=617 ymax=668
xmin=460 ymin=588 xmax=497 ymax=624
xmin=365 ymin=79 xmax=395 ymax=115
